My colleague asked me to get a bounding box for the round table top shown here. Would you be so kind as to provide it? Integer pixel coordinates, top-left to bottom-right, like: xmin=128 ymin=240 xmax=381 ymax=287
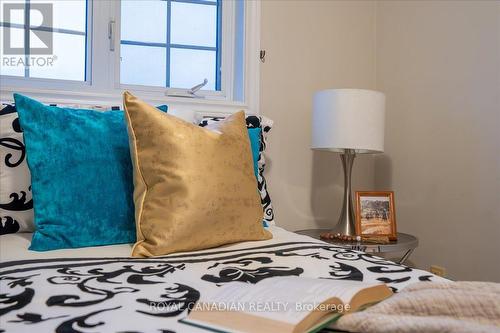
xmin=295 ymin=229 xmax=418 ymax=253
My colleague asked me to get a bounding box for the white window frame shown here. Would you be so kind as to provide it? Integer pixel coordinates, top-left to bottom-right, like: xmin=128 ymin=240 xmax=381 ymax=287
xmin=0 ymin=0 xmax=261 ymax=115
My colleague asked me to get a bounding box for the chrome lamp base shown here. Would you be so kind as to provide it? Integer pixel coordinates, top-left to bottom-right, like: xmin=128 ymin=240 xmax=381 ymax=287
xmin=329 ymin=149 xmax=357 ymax=236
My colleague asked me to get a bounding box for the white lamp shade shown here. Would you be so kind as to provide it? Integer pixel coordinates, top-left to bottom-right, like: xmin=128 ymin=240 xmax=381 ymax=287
xmin=312 ymin=89 xmax=385 ymax=153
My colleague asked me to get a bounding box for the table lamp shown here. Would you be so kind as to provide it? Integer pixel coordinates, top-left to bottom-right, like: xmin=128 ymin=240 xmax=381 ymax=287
xmin=312 ymin=89 xmax=385 ymax=236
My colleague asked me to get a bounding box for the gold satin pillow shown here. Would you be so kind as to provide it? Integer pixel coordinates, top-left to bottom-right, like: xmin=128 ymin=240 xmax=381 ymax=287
xmin=123 ymin=92 xmax=272 ymax=257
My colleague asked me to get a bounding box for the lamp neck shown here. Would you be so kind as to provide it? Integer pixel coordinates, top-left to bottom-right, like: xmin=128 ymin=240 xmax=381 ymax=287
xmin=340 ymin=149 xmax=356 ymax=204
xmin=338 ymin=149 xmax=356 ymax=235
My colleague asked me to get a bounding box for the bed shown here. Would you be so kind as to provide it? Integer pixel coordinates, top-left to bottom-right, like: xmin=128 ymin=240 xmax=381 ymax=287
xmin=0 ymin=226 xmax=445 ymax=333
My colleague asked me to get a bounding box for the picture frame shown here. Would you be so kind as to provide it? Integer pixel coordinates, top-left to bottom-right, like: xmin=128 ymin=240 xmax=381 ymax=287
xmin=355 ymin=191 xmax=397 ymax=240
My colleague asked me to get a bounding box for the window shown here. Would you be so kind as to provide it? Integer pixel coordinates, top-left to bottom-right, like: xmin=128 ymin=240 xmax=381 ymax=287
xmin=120 ymin=0 xmax=221 ymax=91
xmin=0 ymin=0 xmax=89 ymax=81
xmin=0 ymin=1 xmax=259 ymax=110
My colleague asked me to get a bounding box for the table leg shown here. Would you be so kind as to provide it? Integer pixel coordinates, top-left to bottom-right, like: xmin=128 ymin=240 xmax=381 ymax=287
xmin=398 ymin=249 xmax=414 ymax=264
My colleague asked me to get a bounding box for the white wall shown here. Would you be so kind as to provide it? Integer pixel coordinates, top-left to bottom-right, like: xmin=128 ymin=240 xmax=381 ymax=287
xmin=261 ymin=0 xmax=500 ymax=281
xmin=375 ymin=0 xmax=500 ymax=281
xmin=260 ymin=0 xmax=378 ymax=232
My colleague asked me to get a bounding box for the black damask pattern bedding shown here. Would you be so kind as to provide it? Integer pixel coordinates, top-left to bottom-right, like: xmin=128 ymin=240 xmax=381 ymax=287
xmin=0 ymin=105 xmax=34 ymax=235
xmin=0 ymin=239 xmax=441 ymax=333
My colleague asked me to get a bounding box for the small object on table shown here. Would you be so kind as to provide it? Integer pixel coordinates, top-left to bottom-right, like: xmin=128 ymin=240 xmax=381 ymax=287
xmin=297 ymin=229 xmax=418 ymax=264
xmin=320 ymin=232 xmax=390 ymax=244
xmin=355 ymin=191 xmax=397 ymax=241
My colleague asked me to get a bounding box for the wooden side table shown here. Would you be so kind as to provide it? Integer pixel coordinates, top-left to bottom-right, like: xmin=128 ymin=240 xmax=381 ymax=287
xmin=295 ymin=229 xmax=418 ymax=264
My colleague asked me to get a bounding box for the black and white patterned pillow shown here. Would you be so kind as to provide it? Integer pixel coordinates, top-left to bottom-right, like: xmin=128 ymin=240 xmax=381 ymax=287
xmin=199 ymin=115 xmax=275 ymax=225
xmin=0 ymin=104 xmax=34 ymax=234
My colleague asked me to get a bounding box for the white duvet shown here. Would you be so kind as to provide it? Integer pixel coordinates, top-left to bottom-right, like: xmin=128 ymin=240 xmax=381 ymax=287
xmin=0 ymin=226 xmax=444 ymax=332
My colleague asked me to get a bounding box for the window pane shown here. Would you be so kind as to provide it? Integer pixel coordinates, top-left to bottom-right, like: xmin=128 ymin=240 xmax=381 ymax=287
xmin=1 ymin=0 xmax=88 ymax=81
xmin=119 ymin=1 xmax=221 ymax=91
xmin=30 ymin=31 xmax=85 ymax=81
xmin=121 ymin=0 xmax=167 ymax=43
xmin=30 ymin=0 xmax=86 ymax=32
xmin=170 ymin=48 xmax=215 ymax=90
xmin=120 ymin=44 xmax=166 ymax=87
xmin=171 ymin=2 xmax=217 ymax=47
xmin=0 ymin=27 xmax=25 ymax=76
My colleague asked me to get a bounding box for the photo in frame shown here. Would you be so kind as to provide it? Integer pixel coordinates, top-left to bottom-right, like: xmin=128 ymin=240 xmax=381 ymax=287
xmin=355 ymin=191 xmax=397 ymax=240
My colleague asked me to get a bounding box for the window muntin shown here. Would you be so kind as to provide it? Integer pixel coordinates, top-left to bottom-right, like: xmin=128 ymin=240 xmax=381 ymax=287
xmin=0 ymin=0 xmax=88 ymax=81
xmin=119 ymin=0 xmax=221 ymax=91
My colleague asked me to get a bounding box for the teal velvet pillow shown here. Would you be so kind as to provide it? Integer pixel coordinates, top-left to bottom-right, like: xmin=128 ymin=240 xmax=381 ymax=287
xmin=14 ymin=94 xmax=139 ymax=251
xmin=247 ymin=127 xmax=261 ymax=178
